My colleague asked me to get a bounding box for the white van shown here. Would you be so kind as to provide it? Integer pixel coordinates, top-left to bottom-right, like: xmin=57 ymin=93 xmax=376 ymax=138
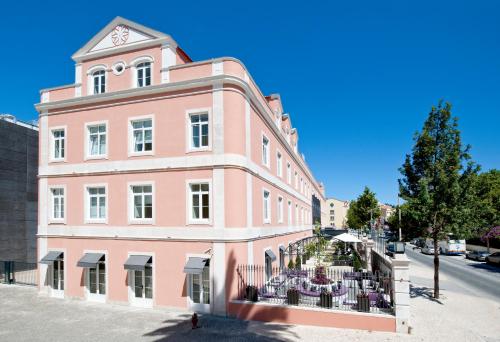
xmin=425 ymin=235 xmax=466 ymax=255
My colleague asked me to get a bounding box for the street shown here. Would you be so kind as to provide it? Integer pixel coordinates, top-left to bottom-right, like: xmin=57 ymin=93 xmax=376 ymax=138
xmin=405 ymin=246 xmax=500 ymax=300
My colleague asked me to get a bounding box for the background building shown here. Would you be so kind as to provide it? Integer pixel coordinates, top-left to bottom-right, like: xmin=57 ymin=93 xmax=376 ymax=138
xmin=0 ymin=115 xmax=38 ymax=262
xmin=326 ymin=197 xmax=350 ymax=228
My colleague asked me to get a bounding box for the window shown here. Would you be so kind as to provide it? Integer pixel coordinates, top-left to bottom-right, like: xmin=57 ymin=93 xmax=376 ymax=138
xmin=87 ymin=123 xmax=106 ymax=158
xmin=294 ymin=171 xmax=298 ymax=189
xmin=263 ymin=190 xmax=271 ymax=223
xmin=136 ymin=62 xmax=151 ymax=87
xmin=191 ymin=260 xmax=210 ymax=304
xmin=287 ymin=200 xmax=292 ymax=224
xmin=295 ymin=204 xmax=299 ymax=225
xmin=300 ymin=178 xmax=304 ymax=194
xmin=52 ymin=129 xmax=65 ymax=160
xmin=131 ymin=185 xmax=153 ymax=221
xmin=330 ymin=210 xmax=335 ymax=215
xmin=189 ymin=183 xmax=210 ymax=222
xmin=277 ymin=151 xmax=282 ymax=177
xmin=131 ymin=119 xmax=153 ymax=154
xmin=189 ymin=113 xmax=209 ymax=149
xmin=86 ymin=187 xmax=106 ymax=222
xmin=287 ymin=162 xmax=291 ymax=184
xmin=265 ymin=252 xmax=272 ymax=280
xmin=51 ymin=188 xmax=65 ymax=220
xmin=92 ymin=70 xmax=106 ymax=94
xmin=133 ymin=260 xmax=153 ymax=300
xmin=262 ymin=135 xmax=270 ymax=167
xmin=330 ymin=215 xmax=335 ymax=221
xmin=88 ymin=256 xmax=106 ymax=296
xmin=52 ymin=253 xmax=64 ymax=292
xmin=277 ymin=196 xmax=284 ymax=223
xmin=279 ymin=248 xmax=285 ymax=270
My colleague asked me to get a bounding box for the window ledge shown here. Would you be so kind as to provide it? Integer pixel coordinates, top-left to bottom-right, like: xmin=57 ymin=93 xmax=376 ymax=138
xmin=188 ymin=219 xmax=211 ymax=225
xmin=128 ymin=151 xmax=154 ymax=157
xmin=129 ymin=219 xmax=154 ymax=225
xmin=84 ymin=155 xmax=108 ymax=161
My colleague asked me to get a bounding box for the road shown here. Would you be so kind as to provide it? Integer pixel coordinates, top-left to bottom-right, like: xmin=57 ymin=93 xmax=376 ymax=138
xmin=406 ymin=246 xmax=500 ymax=301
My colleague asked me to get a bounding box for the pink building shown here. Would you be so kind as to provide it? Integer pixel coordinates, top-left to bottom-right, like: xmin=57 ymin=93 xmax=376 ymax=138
xmin=36 ymin=17 xmax=326 ymax=315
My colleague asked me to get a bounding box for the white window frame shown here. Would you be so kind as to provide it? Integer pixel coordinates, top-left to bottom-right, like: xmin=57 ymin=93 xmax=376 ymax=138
xmin=128 ymin=251 xmax=155 ymax=308
xmin=48 ymin=247 xmax=66 ymax=298
xmin=295 ymin=204 xmax=299 ymax=225
xmin=128 ymin=115 xmax=154 ymax=157
xmin=186 ymin=253 xmax=212 ymax=313
xmin=131 ymin=56 xmax=154 ymax=89
xmin=48 ymin=185 xmax=66 ymax=224
xmin=276 ymin=150 xmax=283 ymax=178
xmin=263 ymin=188 xmax=271 ymax=224
xmin=261 ymin=133 xmax=270 ymax=168
xmin=186 ymin=108 xmax=212 ymax=152
xmin=294 ymin=171 xmax=298 ymax=190
xmin=287 ymin=200 xmax=292 ymax=225
xmin=84 ymin=249 xmax=107 ymax=303
xmin=286 ymin=162 xmax=291 ymax=184
xmin=277 ymin=196 xmax=284 ymax=223
xmin=50 ymin=126 xmax=67 ymax=162
xmin=300 ymin=177 xmax=304 ymax=194
xmin=84 ymin=184 xmax=108 ymax=224
xmin=186 ymin=179 xmax=212 ymax=225
xmin=128 ymin=181 xmax=155 ymax=225
xmin=86 ymin=65 xmax=107 ymax=95
xmin=84 ymin=121 xmax=108 ymax=160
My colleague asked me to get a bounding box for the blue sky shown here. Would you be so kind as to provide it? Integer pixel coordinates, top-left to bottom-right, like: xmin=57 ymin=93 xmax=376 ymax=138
xmin=1 ymin=1 xmax=499 ymax=204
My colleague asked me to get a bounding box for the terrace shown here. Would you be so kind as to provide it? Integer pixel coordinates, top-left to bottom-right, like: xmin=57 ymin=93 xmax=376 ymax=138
xmin=235 ymin=235 xmax=394 ymax=316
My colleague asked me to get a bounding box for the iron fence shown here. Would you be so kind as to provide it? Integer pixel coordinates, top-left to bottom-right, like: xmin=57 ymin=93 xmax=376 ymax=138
xmin=236 ymin=265 xmax=394 ymax=315
xmin=1 ymin=261 xmax=37 ymax=286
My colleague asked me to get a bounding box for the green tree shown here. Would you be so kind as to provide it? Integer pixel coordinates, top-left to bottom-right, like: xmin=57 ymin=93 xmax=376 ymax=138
xmin=472 ymin=170 xmax=500 ymax=234
xmin=346 ymin=187 xmax=381 ymax=230
xmin=399 ymin=101 xmax=479 ymax=299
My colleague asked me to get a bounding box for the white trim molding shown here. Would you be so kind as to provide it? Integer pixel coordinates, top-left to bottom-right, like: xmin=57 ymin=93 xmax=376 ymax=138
xmin=128 ymin=181 xmax=155 ymax=225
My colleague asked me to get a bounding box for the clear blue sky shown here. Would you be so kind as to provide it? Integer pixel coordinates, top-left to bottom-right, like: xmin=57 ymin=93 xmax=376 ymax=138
xmin=2 ymin=1 xmax=499 ymax=204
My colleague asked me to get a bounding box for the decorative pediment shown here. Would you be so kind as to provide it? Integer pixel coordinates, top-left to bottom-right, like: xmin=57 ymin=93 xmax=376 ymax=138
xmin=89 ymin=25 xmax=155 ymax=52
xmin=72 ymin=16 xmax=175 ymax=62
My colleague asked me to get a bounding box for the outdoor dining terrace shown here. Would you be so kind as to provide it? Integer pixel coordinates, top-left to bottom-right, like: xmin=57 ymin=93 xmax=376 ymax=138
xmin=235 ymin=264 xmax=394 ymax=315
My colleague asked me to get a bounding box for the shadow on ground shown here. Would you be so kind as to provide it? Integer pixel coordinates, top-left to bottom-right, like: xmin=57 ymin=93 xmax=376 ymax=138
xmin=467 ymin=263 xmax=500 ymax=274
xmin=410 ymin=284 xmax=443 ymax=305
xmin=143 ymin=313 xmax=297 ymax=341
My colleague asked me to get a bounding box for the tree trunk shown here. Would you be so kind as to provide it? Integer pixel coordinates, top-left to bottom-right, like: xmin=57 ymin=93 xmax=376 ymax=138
xmin=433 ymin=236 xmax=440 ymax=299
xmin=487 ymin=237 xmax=490 ymax=253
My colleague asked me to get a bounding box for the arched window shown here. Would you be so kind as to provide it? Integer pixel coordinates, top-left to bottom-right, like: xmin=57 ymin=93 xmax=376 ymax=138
xmin=136 ymin=62 xmax=151 ymax=87
xmin=92 ymin=70 xmax=106 ymax=94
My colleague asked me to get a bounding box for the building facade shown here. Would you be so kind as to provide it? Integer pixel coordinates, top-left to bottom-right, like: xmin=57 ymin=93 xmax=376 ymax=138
xmin=36 ymin=17 xmax=325 ymax=315
xmin=326 ymin=198 xmax=350 ymax=229
xmin=0 ymin=115 xmax=38 ymax=263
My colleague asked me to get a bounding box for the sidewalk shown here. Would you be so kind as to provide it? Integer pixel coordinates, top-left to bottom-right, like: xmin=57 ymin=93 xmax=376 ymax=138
xmin=0 ymin=259 xmax=499 ymax=341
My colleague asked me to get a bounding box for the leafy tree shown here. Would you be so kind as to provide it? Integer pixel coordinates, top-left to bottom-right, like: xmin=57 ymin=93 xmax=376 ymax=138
xmin=472 ymin=170 xmax=500 ymax=233
xmin=346 ymin=186 xmax=381 ymax=230
xmin=398 ymin=101 xmax=479 ymax=299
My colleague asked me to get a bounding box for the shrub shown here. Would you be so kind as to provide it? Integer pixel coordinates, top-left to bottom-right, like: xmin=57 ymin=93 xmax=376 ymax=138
xmin=295 ymin=255 xmax=302 ymax=270
xmin=287 ymin=259 xmax=295 ymax=269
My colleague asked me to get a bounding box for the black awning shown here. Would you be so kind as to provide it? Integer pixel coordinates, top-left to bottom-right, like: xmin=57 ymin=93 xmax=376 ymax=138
xmin=40 ymin=251 xmax=63 ymax=264
xmin=183 ymin=257 xmax=208 ymax=275
xmin=265 ymin=249 xmax=277 ymax=262
xmin=77 ymin=253 xmax=104 ymax=268
xmin=124 ymin=255 xmax=152 ymax=271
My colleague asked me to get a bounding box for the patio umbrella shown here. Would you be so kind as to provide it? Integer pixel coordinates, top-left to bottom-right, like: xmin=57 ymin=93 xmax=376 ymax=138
xmin=334 ymin=233 xmax=362 ymax=243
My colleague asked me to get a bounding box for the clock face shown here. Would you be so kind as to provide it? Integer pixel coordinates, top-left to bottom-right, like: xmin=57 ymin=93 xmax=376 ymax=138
xmin=111 ymin=25 xmax=130 ymax=46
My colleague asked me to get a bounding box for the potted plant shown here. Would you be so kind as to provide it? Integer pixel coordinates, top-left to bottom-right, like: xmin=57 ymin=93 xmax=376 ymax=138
xmin=356 ymin=291 xmax=370 ymax=312
xmin=246 ymin=285 xmax=258 ymax=302
xmin=287 ymin=287 xmax=300 ymax=305
xmin=320 ymin=288 xmax=332 ymax=308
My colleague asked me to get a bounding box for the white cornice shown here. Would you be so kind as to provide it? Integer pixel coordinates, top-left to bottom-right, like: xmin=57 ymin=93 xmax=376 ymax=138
xmin=39 ymin=224 xmax=312 ymax=242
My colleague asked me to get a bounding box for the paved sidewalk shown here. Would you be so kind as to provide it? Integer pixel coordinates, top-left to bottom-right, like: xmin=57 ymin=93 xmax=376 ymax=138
xmin=0 ymin=259 xmax=499 ymax=341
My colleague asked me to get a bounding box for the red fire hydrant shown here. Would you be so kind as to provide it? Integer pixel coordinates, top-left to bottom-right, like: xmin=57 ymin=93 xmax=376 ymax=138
xmin=191 ymin=312 xmax=199 ymax=329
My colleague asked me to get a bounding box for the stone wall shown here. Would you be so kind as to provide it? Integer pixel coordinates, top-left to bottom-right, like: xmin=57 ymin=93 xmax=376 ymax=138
xmin=0 ymin=120 xmax=38 ymax=262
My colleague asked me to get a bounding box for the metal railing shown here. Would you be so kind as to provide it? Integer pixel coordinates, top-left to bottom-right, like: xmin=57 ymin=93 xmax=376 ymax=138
xmin=1 ymin=261 xmax=38 ymax=286
xmin=236 ymin=265 xmax=394 ymax=315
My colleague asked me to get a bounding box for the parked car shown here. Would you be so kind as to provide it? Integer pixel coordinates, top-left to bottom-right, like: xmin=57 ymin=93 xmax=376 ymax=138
xmin=485 ymin=252 xmax=500 ymax=265
xmin=421 ymin=244 xmax=435 ymax=255
xmin=465 ymin=251 xmax=490 ymax=261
